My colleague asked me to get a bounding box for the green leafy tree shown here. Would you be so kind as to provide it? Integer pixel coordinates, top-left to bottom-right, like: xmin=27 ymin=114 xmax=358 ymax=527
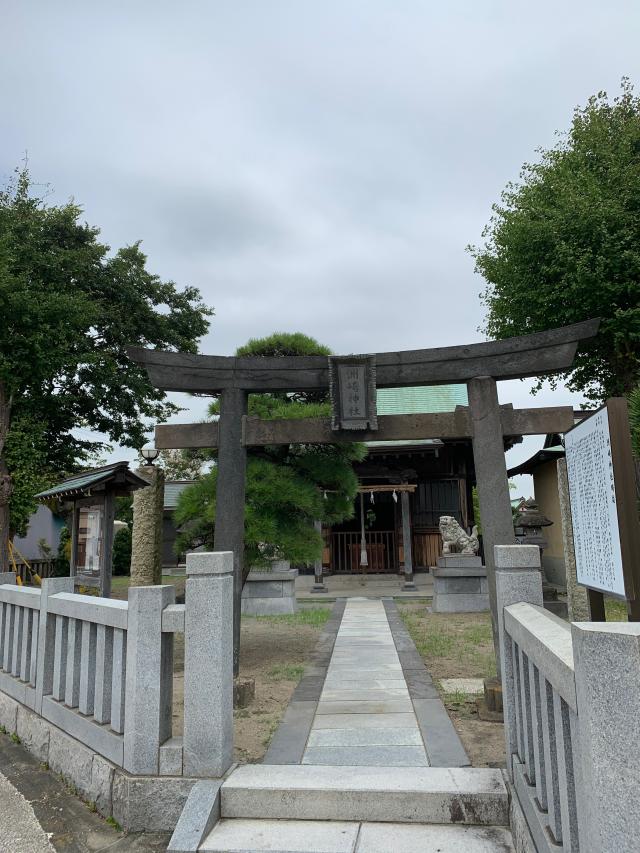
xmin=471 ymin=79 xmax=640 ymax=404
xmin=174 ymin=333 xmax=366 ymax=574
xmin=0 ymin=167 xmax=212 ymax=569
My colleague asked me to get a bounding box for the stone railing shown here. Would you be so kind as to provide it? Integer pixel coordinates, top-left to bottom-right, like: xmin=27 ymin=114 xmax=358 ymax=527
xmin=496 ymin=545 xmax=640 ymax=853
xmin=0 ymin=553 xmax=233 ymax=830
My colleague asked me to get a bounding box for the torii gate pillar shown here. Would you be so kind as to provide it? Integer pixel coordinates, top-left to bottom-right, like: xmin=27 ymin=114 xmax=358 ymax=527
xmin=214 ymin=387 xmax=248 ymax=675
xmin=468 ymin=376 xmax=517 ymax=666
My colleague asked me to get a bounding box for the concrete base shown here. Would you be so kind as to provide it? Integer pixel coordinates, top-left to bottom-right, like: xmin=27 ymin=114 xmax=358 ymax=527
xmin=241 ymin=566 xmax=298 ymax=616
xmin=0 ymin=690 xmax=211 ymax=832
xmin=432 ymin=558 xmax=489 ymax=613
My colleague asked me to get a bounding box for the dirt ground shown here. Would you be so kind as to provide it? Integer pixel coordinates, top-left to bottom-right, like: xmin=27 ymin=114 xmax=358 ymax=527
xmin=397 ymin=603 xmax=505 ymax=768
xmin=171 ymin=608 xmax=331 ymax=764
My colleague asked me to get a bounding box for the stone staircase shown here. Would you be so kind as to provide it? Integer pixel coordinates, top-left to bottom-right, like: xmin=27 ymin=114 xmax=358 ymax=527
xmin=170 ymin=764 xmax=514 ymax=852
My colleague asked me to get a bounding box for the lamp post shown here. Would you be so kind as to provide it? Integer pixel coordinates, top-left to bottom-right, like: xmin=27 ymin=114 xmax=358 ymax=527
xmin=140 ymin=445 xmax=159 ymax=465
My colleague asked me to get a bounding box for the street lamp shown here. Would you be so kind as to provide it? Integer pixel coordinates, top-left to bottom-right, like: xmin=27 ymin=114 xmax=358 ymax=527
xmin=140 ymin=444 xmax=159 ymax=465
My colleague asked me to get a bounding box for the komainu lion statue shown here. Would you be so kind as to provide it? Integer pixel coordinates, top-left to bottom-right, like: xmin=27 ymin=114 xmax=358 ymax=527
xmin=439 ymin=515 xmax=479 ymax=556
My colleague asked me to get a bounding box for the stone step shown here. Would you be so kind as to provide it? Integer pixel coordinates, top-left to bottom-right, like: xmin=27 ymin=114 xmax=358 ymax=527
xmin=220 ymin=764 xmax=509 ymax=826
xmin=199 ymin=818 xmax=514 ymax=852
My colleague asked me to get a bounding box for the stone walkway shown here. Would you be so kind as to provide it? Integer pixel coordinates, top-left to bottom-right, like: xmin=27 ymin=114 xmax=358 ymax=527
xmin=265 ymin=597 xmax=468 ymax=768
xmin=302 ymin=599 xmax=428 ymax=766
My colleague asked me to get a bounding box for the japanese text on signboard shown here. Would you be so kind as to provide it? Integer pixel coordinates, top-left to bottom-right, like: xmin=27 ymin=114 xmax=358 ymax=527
xmin=565 ymin=407 xmax=625 ymax=597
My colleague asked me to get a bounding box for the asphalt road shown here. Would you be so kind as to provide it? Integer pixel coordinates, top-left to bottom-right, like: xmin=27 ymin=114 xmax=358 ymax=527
xmin=0 ymin=770 xmax=55 ymax=853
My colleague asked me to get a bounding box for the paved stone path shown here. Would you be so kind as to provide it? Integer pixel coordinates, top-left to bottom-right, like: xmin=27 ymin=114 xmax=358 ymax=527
xmin=302 ymin=599 xmax=429 ymax=766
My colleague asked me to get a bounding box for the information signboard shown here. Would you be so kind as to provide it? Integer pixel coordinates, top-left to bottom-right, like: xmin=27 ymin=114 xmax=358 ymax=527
xmin=565 ymin=405 xmax=625 ymax=597
xmin=564 ymin=399 xmax=640 ymax=616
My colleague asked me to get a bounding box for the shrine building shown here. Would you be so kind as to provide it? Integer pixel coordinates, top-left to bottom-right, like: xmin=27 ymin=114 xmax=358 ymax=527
xmin=323 ymin=385 xmax=480 ymax=575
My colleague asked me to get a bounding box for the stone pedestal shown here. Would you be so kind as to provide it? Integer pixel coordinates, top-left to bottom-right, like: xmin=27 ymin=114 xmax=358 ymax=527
xmin=431 ymin=555 xmax=489 ymax=613
xmin=241 ymin=563 xmax=298 ymax=616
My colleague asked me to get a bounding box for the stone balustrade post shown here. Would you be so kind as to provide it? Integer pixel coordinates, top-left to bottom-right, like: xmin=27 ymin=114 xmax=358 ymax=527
xmin=494 ymin=544 xmax=543 ymax=781
xmin=123 ymin=584 xmax=175 ymax=774
xmin=572 ymin=621 xmax=640 ymax=853
xmin=183 ymin=551 xmax=234 ymax=778
xmin=35 ymin=577 xmax=75 ymax=714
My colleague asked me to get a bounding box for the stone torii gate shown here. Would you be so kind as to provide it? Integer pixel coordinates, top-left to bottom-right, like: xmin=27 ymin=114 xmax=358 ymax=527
xmin=129 ymin=319 xmax=599 ymax=675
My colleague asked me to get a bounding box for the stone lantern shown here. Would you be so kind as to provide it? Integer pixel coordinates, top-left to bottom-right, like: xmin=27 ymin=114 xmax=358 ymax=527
xmin=514 ymin=498 xmax=557 ymax=597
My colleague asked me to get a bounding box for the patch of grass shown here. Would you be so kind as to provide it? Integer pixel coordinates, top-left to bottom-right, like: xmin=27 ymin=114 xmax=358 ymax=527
xmin=267 ymin=664 xmax=305 ymax=682
xmin=605 ymin=597 xmax=628 ymax=622
xmin=10 ymin=732 xmax=21 ymax=744
xmin=106 ymin=816 xmax=123 ymax=833
xmin=262 ymin=717 xmax=280 ymax=748
xmin=398 ymin=605 xmax=496 ymax=682
xmin=39 ymin=762 xmax=49 ymax=771
xmin=0 ymin=724 xmax=6 ymax=734
xmin=443 ymin=689 xmax=471 ymax=705
xmin=87 ymin=801 xmax=97 ymax=813
xmin=254 ymin=607 xmax=331 ymax=628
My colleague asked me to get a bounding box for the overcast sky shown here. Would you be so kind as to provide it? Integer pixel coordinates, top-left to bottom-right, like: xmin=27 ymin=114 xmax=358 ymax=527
xmin=3 ymin=1 xmax=640 ymax=490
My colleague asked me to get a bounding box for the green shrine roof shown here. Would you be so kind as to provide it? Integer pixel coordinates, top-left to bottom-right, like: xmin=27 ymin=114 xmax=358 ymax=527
xmin=164 ymin=480 xmax=194 ymax=509
xmin=367 ymin=385 xmax=468 ymax=449
xmin=376 ymin=385 xmax=468 ymax=415
xmin=36 ymin=462 xmax=148 ymax=501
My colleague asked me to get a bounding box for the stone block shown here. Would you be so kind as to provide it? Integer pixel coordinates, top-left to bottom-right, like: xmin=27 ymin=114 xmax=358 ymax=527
xmin=432 ymin=592 xmax=490 ymax=612
xmin=201 ymin=818 xmax=358 ymax=853
xmin=436 ymin=555 xmax=483 ymax=568
xmin=124 ymin=584 xmax=175 ymax=774
xmin=183 ymin=562 xmax=233 ymax=778
xmin=572 ymin=621 xmax=640 ymax=853
xmin=494 ymin=545 xmax=540 ymax=570
xmin=433 ymin=566 xmax=487 ymax=578
xmin=48 ymin=724 xmax=94 ymax=789
xmin=307 ymin=727 xmax=423 ymax=749
xmin=42 ymin=696 xmax=124 ymax=765
xmin=302 ymin=744 xmax=428 ymax=766
xmin=0 ymin=689 xmax=18 ymax=732
xmin=186 ymin=551 xmax=233 ymax=577
xmin=221 ymin=765 xmax=509 ymax=825
xmin=112 ymin=773 xmax=198 ymax=832
xmin=495 ymin=565 xmax=543 ymax=783
xmin=355 ymin=822 xmax=515 ymax=852
xmin=436 ymin=577 xmax=482 ymax=594
xmin=160 ymin=737 xmax=184 ymax=776
xmin=242 ymin=580 xmax=284 ymax=598
xmin=16 ymin=705 xmax=50 ymax=762
xmin=91 ymin=754 xmax=115 ymax=814
xmin=241 ymin=596 xmax=297 ymax=616
xmin=167 ymin=780 xmax=222 ymax=853
xmin=263 ymin=700 xmax=317 ymax=765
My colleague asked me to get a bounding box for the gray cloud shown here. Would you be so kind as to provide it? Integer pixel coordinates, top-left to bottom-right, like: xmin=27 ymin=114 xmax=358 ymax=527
xmin=2 ymin=0 xmax=639 ymax=484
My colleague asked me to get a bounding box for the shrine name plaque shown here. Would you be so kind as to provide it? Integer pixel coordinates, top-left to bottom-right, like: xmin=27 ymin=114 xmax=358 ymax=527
xmin=329 ymin=355 xmax=378 ymax=431
xmin=564 ymin=398 xmax=640 ymax=601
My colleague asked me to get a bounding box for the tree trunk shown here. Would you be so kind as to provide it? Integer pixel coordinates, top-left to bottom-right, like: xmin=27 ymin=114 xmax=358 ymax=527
xmin=0 ymin=381 xmax=12 ymax=573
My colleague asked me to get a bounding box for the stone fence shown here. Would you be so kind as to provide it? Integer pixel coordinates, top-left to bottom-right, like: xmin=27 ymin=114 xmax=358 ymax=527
xmin=0 ymin=552 xmax=234 ymax=831
xmin=496 ymin=545 xmax=640 ymax=853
